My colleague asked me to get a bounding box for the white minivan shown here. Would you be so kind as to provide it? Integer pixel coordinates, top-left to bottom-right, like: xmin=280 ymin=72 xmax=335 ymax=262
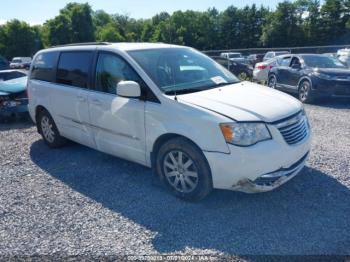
xmin=28 ymin=43 xmax=311 ymax=201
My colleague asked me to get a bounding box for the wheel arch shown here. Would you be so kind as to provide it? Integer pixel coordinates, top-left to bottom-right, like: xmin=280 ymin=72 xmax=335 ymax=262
xmin=35 ymin=105 xmax=49 ymax=134
xmin=150 ymin=133 xmax=208 ymax=168
xmin=297 ymin=76 xmax=313 ymax=91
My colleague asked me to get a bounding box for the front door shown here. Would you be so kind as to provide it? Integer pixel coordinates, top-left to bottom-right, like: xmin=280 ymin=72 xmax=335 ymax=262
xmin=287 ymin=57 xmax=303 ymax=89
xmin=88 ymin=52 xmax=146 ymax=165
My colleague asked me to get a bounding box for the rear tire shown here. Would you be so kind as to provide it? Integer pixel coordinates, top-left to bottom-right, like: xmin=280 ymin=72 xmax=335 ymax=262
xmin=268 ymin=75 xmax=277 ymax=89
xmin=37 ymin=110 xmax=67 ymax=148
xmin=298 ymin=80 xmax=314 ymax=103
xmin=155 ymin=137 xmax=213 ymax=201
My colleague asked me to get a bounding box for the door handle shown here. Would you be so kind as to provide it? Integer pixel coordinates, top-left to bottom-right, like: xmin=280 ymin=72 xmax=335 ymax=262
xmin=91 ymin=98 xmax=102 ymax=106
xmin=77 ymin=95 xmax=86 ymax=102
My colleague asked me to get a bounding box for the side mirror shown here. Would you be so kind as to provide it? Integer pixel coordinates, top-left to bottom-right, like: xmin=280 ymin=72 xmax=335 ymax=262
xmin=116 ymin=81 xmax=141 ymax=98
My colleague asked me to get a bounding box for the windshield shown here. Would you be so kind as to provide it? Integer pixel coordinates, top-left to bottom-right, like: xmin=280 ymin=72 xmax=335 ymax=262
xmin=302 ymin=55 xmax=347 ymax=69
xmin=12 ymin=59 xmax=21 ymax=63
xmin=128 ymin=48 xmax=239 ymax=94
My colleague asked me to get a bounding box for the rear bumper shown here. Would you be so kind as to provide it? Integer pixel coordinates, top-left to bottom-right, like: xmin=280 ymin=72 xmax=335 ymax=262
xmin=253 ymin=69 xmax=268 ymax=82
xmin=0 ymin=99 xmax=28 ymax=115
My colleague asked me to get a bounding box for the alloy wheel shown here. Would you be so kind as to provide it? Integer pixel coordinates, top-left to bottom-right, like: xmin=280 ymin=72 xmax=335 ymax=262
xmin=163 ymin=150 xmax=199 ymax=193
xmin=268 ymin=76 xmax=276 ymax=88
xmin=41 ymin=116 xmax=55 ymax=143
xmin=299 ymin=82 xmax=309 ymax=101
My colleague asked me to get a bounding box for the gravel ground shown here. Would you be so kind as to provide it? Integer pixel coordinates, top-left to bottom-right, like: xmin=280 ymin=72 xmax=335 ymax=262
xmin=0 ymin=100 xmax=350 ymax=258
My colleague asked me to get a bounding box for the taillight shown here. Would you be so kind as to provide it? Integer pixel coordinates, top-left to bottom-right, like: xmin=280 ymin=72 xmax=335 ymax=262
xmin=256 ymin=65 xmax=267 ymax=70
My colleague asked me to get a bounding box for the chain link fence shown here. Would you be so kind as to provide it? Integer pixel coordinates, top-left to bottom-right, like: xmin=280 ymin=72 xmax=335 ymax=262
xmin=202 ymin=44 xmax=350 ymax=57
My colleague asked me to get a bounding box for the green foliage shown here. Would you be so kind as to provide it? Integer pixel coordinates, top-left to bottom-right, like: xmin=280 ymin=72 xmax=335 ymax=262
xmin=0 ymin=20 xmax=39 ymax=59
xmin=44 ymin=2 xmax=95 ymax=46
xmin=1 ymin=1 xmax=350 ymax=59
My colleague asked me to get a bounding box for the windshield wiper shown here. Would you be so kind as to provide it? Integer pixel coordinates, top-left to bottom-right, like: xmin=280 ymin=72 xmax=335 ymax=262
xmin=207 ymin=81 xmax=239 ymax=89
xmin=164 ymin=88 xmax=203 ymax=95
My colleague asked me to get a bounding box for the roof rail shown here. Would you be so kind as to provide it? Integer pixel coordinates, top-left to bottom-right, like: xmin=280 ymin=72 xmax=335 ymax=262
xmin=51 ymin=42 xmax=111 ymax=48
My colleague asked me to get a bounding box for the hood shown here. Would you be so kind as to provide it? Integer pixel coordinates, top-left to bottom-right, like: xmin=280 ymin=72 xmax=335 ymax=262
xmin=178 ymin=81 xmax=302 ymax=122
xmin=313 ymin=68 xmax=350 ymax=77
xmin=0 ymin=76 xmax=27 ymax=93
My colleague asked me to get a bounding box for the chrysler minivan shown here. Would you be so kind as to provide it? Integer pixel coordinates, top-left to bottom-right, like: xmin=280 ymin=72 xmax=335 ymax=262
xmin=28 ymin=43 xmax=311 ymax=201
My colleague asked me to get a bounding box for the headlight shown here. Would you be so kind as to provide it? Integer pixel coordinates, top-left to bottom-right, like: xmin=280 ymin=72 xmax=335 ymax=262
xmin=219 ymin=122 xmax=271 ymax=146
xmin=314 ymin=72 xmax=332 ymax=80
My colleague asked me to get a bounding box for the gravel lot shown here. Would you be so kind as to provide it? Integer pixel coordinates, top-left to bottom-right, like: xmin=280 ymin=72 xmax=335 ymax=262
xmin=0 ymin=100 xmax=350 ymax=258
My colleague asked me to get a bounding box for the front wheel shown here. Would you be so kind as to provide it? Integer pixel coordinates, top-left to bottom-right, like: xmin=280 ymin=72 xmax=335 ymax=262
xmin=156 ymin=137 xmax=213 ymax=201
xmin=298 ymin=80 xmax=314 ymax=103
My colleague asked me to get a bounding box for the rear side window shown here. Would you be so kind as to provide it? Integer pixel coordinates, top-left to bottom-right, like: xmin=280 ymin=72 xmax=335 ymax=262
xmin=56 ymin=52 xmax=93 ymax=88
xmin=31 ymin=52 xmax=58 ymax=82
xmin=281 ymin=57 xmax=291 ymax=66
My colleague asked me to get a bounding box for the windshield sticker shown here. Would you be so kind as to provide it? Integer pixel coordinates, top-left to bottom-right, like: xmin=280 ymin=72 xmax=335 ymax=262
xmin=211 ymin=76 xmax=227 ymax=84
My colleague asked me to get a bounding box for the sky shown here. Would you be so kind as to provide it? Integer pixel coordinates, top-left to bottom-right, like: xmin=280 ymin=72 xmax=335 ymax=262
xmin=0 ymin=0 xmax=281 ymax=25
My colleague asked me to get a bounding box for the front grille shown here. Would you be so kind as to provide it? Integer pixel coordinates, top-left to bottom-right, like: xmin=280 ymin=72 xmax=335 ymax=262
xmin=276 ymin=112 xmax=309 ymax=145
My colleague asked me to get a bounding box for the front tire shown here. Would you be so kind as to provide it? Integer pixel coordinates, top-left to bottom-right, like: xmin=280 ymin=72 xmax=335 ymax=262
xmin=37 ymin=110 xmax=67 ymax=148
xmin=156 ymin=137 xmax=213 ymax=201
xmin=298 ymin=80 xmax=314 ymax=103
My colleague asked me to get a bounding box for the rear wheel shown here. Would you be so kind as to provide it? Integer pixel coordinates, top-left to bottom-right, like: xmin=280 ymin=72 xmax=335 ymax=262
xmin=37 ymin=110 xmax=67 ymax=148
xmin=156 ymin=137 xmax=213 ymax=201
xmin=298 ymin=80 xmax=314 ymax=103
xmin=268 ymin=75 xmax=277 ymax=89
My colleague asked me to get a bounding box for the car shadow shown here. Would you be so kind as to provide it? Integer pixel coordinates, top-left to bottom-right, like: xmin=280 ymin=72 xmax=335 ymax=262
xmin=30 ymin=140 xmax=350 ymax=255
xmin=0 ymin=118 xmax=34 ymax=131
xmin=313 ymin=98 xmax=350 ymax=109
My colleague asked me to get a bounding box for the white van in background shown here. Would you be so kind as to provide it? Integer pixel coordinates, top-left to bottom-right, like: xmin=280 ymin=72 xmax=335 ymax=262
xmin=10 ymin=57 xmax=32 ymax=69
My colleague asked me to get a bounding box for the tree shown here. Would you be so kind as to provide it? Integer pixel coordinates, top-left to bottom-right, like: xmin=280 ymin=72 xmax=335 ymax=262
xmin=96 ymin=22 xmax=125 ymax=42
xmin=1 ymin=20 xmax=37 ymax=59
xmin=43 ymin=2 xmax=95 ymax=46
xmin=261 ymin=1 xmax=305 ymax=47
xmin=319 ymin=0 xmax=346 ymax=44
xmin=61 ymin=3 xmax=95 ymax=42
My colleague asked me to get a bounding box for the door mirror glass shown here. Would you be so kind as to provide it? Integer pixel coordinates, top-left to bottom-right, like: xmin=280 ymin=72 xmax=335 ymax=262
xmin=116 ymin=81 xmax=141 ymax=98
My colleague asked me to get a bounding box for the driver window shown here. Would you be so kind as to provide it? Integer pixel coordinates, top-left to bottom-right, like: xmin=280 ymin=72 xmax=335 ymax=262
xmin=290 ymin=57 xmax=301 ymax=67
xmin=95 ymin=53 xmax=141 ymax=94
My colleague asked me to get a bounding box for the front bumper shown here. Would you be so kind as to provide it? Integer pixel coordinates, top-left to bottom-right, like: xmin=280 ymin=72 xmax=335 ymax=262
xmin=232 ymin=152 xmax=308 ymax=193
xmin=204 ymin=120 xmax=311 ymax=192
xmin=312 ymin=78 xmax=350 ymax=98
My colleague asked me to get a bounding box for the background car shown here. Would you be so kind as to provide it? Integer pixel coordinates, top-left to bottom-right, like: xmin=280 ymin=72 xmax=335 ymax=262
xmin=0 ymin=56 xmax=9 ymax=70
xmin=220 ymin=52 xmax=247 ymax=64
xmin=337 ymin=48 xmax=350 ymax=67
xmin=0 ymin=70 xmax=28 ymax=118
xmin=253 ymin=54 xmax=290 ymax=82
xmin=213 ymin=56 xmax=253 ymax=79
xmin=267 ymin=54 xmax=350 ymax=103
xmin=247 ymin=54 xmax=264 ymax=67
xmin=9 ymin=57 xmax=32 ymax=69
xmin=263 ymin=51 xmax=290 ymax=62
